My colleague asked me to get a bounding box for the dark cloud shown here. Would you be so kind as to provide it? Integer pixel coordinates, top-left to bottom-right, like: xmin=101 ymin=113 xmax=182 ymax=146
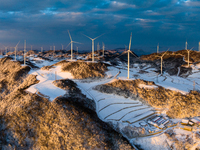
xmin=0 ymin=0 xmax=199 ymax=51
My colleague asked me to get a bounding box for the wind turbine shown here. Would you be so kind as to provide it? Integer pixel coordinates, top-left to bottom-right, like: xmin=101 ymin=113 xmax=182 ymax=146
xmin=83 ymin=33 xmax=104 ymax=62
xmin=185 ymin=40 xmax=188 ymax=50
xmin=76 ymin=46 xmax=78 ymax=54
xmin=41 ymin=46 xmax=43 ymax=52
xmin=31 ymin=45 xmax=33 ymax=51
xmin=97 ymin=42 xmax=100 ymax=55
xmin=186 ymin=47 xmax=193 ymax=67
xmin=156 ymin=49 xmax=169 ymax=75
xmin=198 ymin=42 xmax=200 ymax=52
xmin=12 ymin=41 xmax=20 ymax=61
xmin=102 ymin=42 xmax=105 ymax=57
xmin=127 ymin=33 xmax=133 ymax=79
xmin=24 ymin=40 xmax=26 ymax=65
xmin=157 ymin=43 xmax=159 ymax=53
xmin=68 ymin=30 xmax=81 ymax=60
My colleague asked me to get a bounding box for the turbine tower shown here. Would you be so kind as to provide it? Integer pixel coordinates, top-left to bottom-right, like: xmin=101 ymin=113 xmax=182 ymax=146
xmin=156 ymin=49 xmax=169 ymax=75
xmin=157 ymin=43 xmax=159 ymax=53
xmin=41 ymin=47 xmax=43 ymax=52
xmin=68 ymin=30 xmax=80 ymax=60
xmin=76 ymin=46 xmax=78 ymax=54
xmin=199 ymin=42 xmax=200 ymax=52
xmin=127 ymin=33 xmax=132 ymax=79
xmin=31 ymin=45 xmax=33 ymax=51
xmin=83 ymin=33 xmax=104 ymax=62
xmin=97 ymin=42 xmax=100 ymax=55
xmin=24 ymin=40 xmax=26 ymax=65
xmin=186 ymin=47 xmax=193 ymax=67
xmin=102 ymin=42 xmax=105 ymax=57
xmin=13 ymin=41 xmax=20 ymax=61
xmin=185 ymin=40 xmax=188 ymax=50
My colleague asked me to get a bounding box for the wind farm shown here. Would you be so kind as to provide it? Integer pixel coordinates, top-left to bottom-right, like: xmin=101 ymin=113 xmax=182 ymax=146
xmin=1 ymin=0 xmax=200 ymax=150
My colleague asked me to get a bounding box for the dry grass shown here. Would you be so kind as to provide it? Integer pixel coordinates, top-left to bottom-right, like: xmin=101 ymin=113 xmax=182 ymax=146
xmin=95 ymin=79 xmax=200 ymax=118
xmin=0 ymin=57 xmax=134 ymax=149
xmin=59 ymin=61 xmax=108 ymax=79
xmin=41 ymin=60 xmax=108 ymax=79
xmin=0 ymin=57 xmax=35 ymax=99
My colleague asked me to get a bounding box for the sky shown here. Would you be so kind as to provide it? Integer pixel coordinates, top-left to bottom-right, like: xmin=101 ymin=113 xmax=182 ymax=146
xmin=0 ymin=0 xmax=200 ymax=53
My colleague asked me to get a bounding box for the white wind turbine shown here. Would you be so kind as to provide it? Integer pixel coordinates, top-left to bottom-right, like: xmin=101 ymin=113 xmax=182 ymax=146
xmin=198 ymin=42 xmax=200 ymax=52
xmin=24 ymin=40 xmax=26 ymax=65
xmin=76 ymin=46 xmax=78 ymax=54
xmin=102 ymin=42 xmax=105 ymax=57
xmin=83 ymin=33 xmax=104 ymax=62
xmin=156 ymin=49 xmax=169 ymax=75
xmin=186 ymin=47 xmax=193 ymax=67
xmin=127 ymin=32 xmax=133 ymax=79
xmin=41 ymin=46 xmax=43 ymax=52
xmin=31 ymin=45 xmax=33 ymax=51
xmin=185 ymin=40 xmax=188 ymax=50
xmin=12 ymin=41 xmax=20 ymax=61
xmin=157 ymin=43 xmax=159 ymax=53
xmin=117 ymin=33 xmax=137 ymax=79
xmin=68 ymin=30 xmax=81 ymax=60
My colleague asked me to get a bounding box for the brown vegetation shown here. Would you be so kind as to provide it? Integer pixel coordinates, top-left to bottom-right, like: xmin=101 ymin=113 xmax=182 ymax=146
xmin=94 ymin=79 xmax=200 ymax=118
xmin=43 ymin=60 xmax=108 ymax=79
xmin=0 ymin=57 xmax=134 ymax=149
xmin=0 ymin=57 xmax=38 ymax=99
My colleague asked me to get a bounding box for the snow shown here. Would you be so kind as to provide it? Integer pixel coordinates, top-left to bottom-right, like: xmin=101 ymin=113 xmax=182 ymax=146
xmin=138 ymin=84 xmax=158 ymax=89
xmin=26 ymin=65 xmax=73 ymax=101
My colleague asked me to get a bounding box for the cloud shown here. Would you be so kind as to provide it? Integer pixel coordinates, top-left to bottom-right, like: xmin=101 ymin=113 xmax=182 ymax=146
xmin=0 ymin=0 xmax=200 ymax=51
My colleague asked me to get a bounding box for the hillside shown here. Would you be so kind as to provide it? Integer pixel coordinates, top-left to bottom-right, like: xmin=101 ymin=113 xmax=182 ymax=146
xmin=0 ymin=57 xmax=134 ymax=149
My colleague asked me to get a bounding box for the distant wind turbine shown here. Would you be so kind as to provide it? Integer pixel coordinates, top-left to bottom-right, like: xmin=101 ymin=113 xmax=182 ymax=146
xmin=157 ymin=43 xmax=159 ymax=53
xmin=185 ymin=40 xmax=188 ymax=50
xmin=31 ymin=45 xmax=33 ymax=51
xmin=41 ymin=46 xmax=43 ymax=52
xmin=68 ymin=30 xmax=81 ymax=60
xmin=24 ymin=40 xmax=26 ymax=65
xmin=83 ymin=33 xmax=104 ymax=62
xmin=186 ymin=47 xmax=193 ymax=67
xmin=76 ymin=46 xmax=78 ymax=54
xmin=198 ymin=42 xmax=200 ymax=52
xmin=12 ymin=41 xmax=20 ymax=61
xmin=102 ymin=42 xmax=105 ymax=57
xmin=156 ymin=49 xmax=169 ymax=75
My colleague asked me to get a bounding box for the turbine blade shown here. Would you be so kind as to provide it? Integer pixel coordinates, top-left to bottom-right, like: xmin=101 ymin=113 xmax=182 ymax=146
xmin=65 ymin=42 xmax=71 ymax=49
xmin=68 ymin=30 xmax=72 ymax=41
xmin=73 ymin=41 xmax=82 ymax=44
xmin=130 ymin=51 xmax=138 ymax=58
xmin=161 ymin=48 xmax=170 ymax=57
xmin=16 ymin=41 xmax=20 ymax=47
xmin=94 ymin=33 xmax=105 ymax=40
xmin=128 ymin=32 xmax=132 ymax=50
xmin=82 ymin=34 xmax=93 ymax=40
